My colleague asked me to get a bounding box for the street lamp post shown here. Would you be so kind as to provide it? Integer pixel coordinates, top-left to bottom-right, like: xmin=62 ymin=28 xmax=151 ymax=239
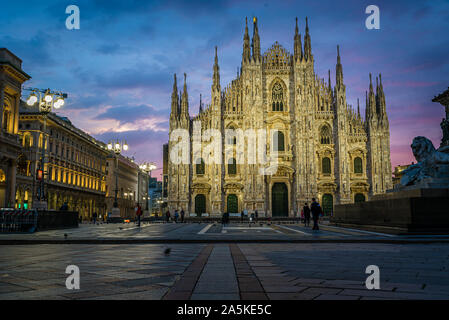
xmin=139 ymin=162 xmax=156 ymax=212
xmin=107 ymin=140 xmax=129 ymax=213
xmin=25 ymin=88 xmax=67 ymax=209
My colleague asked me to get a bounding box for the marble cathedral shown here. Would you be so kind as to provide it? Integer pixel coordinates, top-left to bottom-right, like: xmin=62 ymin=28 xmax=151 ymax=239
xmin=165 ymin=17 xmax=393 ymax=217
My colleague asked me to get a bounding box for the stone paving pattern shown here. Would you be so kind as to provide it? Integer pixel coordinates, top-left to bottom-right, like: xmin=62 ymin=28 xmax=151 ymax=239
xmin=1 ymin=242 xmax=449 ymax=300
xmin=2 ymin=222 xmax=448 ymax=242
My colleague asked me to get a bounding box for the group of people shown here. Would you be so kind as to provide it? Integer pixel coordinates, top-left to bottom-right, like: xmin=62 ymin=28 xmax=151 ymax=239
xmin=165 ymin=209 xmax=185 ymax=223
xmin=300 ymin=198 xmax=323 ymax=230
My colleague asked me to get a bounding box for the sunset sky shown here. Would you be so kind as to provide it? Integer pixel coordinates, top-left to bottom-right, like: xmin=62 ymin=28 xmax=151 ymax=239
xmin=2 ymin=0 xmax=448 ymax=180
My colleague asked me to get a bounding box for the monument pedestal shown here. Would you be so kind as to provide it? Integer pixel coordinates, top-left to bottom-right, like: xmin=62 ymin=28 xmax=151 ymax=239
xmin=331 ymin=188 xmax=449 ymax=234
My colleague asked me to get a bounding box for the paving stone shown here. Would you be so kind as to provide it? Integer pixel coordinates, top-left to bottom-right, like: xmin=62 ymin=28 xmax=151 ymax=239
xmin=241 ymin=292 xmax=268 ymax=300
xmin=191 ymin=293 xmax=240 ymax=300
xmin=267 ymin=292 xmax=319 ymax=300
xmin=262 ymin=285 xmax=306 ymax=293
xmin=314 ymin=294 xmax=360 ymax=300
xmin=302 ymin=287 xmax=344 ymax=295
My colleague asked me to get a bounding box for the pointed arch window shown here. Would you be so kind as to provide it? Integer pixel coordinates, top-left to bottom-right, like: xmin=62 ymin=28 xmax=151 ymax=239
xmin=320 ymin=125 xmax=331 ymax=144
xmin=354 ymin=157 xmax=363 ymax=174
xmin=322 ymin=157 xmax=331 ymax=174
xmin=273 ymin=131 xmax=285 ymax=152
xmin=271 ymin=82 xmax=284 ymax=111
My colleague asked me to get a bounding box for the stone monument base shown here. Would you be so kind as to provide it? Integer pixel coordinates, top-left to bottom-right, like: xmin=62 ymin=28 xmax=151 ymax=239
xmin=331 ymin=188 xmax=449 ymax=234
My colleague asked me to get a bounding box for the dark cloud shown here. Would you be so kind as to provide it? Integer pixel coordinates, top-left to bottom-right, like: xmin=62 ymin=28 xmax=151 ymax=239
xmin=0 ymin=33 xmax=57 ymax=68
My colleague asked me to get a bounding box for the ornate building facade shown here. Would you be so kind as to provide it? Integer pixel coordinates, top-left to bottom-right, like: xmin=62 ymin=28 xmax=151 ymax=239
xmin=165 ymin=18 xmax=393 ymax=217
xmin=0 ymin=48 xmax=30 ymax=208
xmin=17 ymin=102 xmax=108 ymax=219
xmin=105 ymin=154 xmax=139 ymax=219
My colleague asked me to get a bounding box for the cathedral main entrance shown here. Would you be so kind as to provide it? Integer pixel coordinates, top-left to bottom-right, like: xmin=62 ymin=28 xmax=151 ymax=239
xmin=227 ymin=194 xmax=238 ymax=213
xmin=194 ymin=194 xmax=206 ymax=216
xmin=271 ymin=183 xmax=288 ymax=217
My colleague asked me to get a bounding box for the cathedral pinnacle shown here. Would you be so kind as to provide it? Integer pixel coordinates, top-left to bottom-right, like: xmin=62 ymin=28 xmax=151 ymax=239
xmin=181 ymin=73 xmax=189 ymax=117
xmin=367 ymin=73 xmax=377 ymax=123
xmin=357 ymin=98 xmax=361 ymax=119
xmin=336 ymin=45 xmax=344 ymax=89
xmin=294 ymin=17 xmax=303 ymax=61
xmin=252 ymin=16 xmax=261 ymax=61
xmin=170 ymin=73 xmax=179 ymax=118
xmin=242 ymin=17 xmax=251 ymax=63
xmin=212 ymin=46 xmax=220 ymax=91
xmin=303 ymin=17 xmax=312 ymax=61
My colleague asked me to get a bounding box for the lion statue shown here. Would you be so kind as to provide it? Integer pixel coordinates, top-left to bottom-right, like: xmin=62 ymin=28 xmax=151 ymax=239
xmin=400 ymin=136 xmax=449 ymax=186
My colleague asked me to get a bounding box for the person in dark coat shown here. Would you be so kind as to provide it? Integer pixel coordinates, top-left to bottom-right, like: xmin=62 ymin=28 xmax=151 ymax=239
xmin=303 ymin=202 xmax=311 ymax=227
xmin=222 ymin=212 xmax=229 ymax=226
xmin=240 ymin=210 xmax=244 ymax=223
xmin=136 ymin=204 xmax=142 ymax=227
xmin=165 ymin=210 xmax=171 ymax=223
xmin=92 ymin=212 xmax=97 ymax=224
xmin=180 ymin=209 xmax=185 ymax=223
xmin=310 ymin=198 xmax=322 ymax=231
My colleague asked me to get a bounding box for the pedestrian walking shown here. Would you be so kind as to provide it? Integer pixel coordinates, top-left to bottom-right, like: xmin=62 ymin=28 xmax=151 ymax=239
xmin=303 ymin=202 xmax=311 ymax=227
xmin=165 ymin=210 xmax=171 ymax=223
xmin=136 ymin=203 xmax=142 ymax=227
xmin=92 ymin=212 xmax=97 ymax=224
xmin=222 ymin=212 xmax=228 ymax=225
xmin=310 ymin=198 xmax=322 ymax=230
xmin=174 ymin=210 xmax=179 ymax=223
xmin=180 ymin=209 xmax=185 ymax=223
xmin=255 ymin=210 xmax=258 ymax=222
xmin=241 ymin=210 xmax=244 ymax=223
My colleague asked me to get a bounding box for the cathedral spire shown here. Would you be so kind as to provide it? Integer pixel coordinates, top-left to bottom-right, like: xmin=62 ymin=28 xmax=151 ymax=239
xmin=170 ymin=73 xmax=178 ymax=118
xmin=336 ymin=45 xmax=344 ymax=89
xmin=199 ymin=94 xmax=203 ymax=114
xmin=328 ymin=69 xmax=331 ymax=89
xmin=294 ymin=17 xmax=303 ymax=62
xmin=375 ymin=76 xmax=381 ymax=115
xmin=180 ymin=73 xmax=189 ymax=117
xmin=242 ymin=17 xmax=251 ymax=63
xmin=212 ymin=46 xmax=220 ymax=92
xmin=303 ymin=17 xmax=312 ymax=61
xmin=252 ymin=16 xmax=261 ymax=61
xmin=357 ymin=98 xmax=361 ymax=119
xmin=378 ymin=73 xmax=387 ymax=123
xmin=367 ymin=73 xmax=377 ymax=122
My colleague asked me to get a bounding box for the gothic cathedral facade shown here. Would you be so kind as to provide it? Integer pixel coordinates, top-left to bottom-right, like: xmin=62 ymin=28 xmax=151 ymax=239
xmin=165 ymin=18 xmax=392 ymax=217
